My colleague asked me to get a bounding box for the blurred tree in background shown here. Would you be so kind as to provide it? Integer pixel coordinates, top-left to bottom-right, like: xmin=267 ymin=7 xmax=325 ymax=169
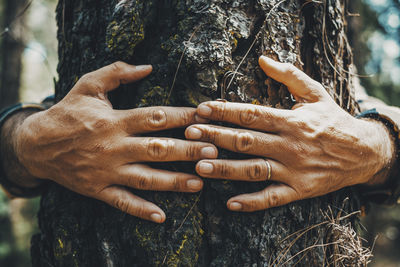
xmin=348 ymin=1 xmax=400 ymax=266
xmin=0 ymin=0 xmax=28 ymax=110
xmin=0 ymin=0 xmax=398 ymax=266
xmin=350 ymin=0 xmax=400 ymax=105
xmin=0 ymin=0 xmax=32 ymax=266
xmin=0 ymin=0 xmax=56 ymax=266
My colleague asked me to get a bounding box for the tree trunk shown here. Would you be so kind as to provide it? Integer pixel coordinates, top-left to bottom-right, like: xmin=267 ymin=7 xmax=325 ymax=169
xmin=0 ymin=0 xmax=29 ymax=109
xmin=31 ymin=1 xmax=364 ymax=266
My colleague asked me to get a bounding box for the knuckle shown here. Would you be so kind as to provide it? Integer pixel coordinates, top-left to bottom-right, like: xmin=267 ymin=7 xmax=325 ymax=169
xmin=171 ymin=175 xmax=181 ymax=191
xmin=234 ymin=132 xmax=255 ymax=152
xmin=85 ymin=113 xmax=116 ymax=132
xmin=136 ymin=174 xmax=152 ymax=189
xmin=90 ymin=142 xmax=107 ymax=154
xmin=79 ymin=73 xmax=95 ymax=85
xmin=247 ymin=199 xmax=259 ymax=211
xmin=93 ymin=116 xmax=113 ymax=130
xmin=146 ymin=108 xmax=167 ymax=129
xmin=77 ymin=73 xmax=95 ymax=90
xmin=202 ymin=128 xmax=219 ymax=143
xmin=291 ymin=118 xmax=311 ymax=132
xmin=111 ymin=61 xmax=124 ymax=73
xmin=135 ymin=203 xmax=148 ymax=219
xmin=264 ymin=190 xmax=280 ymax=208
xmin=178 ymin=109 xmax=192 ymax=126
xmin=78 ymin=74 xmax=104 ymax=93
xmin=146 ymin=139 xmax=173 ymax=160
xmin=114 ymin=198 xmax=131 ymax=214
xmin=185 ymin=144 xmax=198 ymax=159
xmin=216 ymin=162 xmax=231 ymax=177
xmin=245 ymin=160 xmax=265 ymax=180
xmin=291 ymin=142 xmax=307 ymax=156
xmin=260 ymin=109 xmax=282 ymax=130
xmin=214 ymin=102 xmax=227 ymax=121
xmin=239 ymin=106 xmax=259 ymax=126
xmin=283 ymin=63 xmax=299 ymax=77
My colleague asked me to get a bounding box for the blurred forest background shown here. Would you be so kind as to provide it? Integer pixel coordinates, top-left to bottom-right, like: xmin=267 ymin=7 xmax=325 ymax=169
xmin=0 ymin=0 xmax=399 ymax=266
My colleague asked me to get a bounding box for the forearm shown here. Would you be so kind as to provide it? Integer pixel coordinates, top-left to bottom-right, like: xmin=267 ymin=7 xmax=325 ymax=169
xmin=0 ymin=110 xmax=44 ymax=195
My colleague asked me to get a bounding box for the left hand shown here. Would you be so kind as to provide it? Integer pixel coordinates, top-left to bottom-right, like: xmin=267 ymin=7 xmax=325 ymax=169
xmin=185 ymin=56 xmax=395 ymax=212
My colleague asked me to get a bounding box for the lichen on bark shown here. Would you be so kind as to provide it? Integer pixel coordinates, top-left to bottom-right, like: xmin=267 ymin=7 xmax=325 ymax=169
xmin=31 ymin=1 xmax=362 ymax=266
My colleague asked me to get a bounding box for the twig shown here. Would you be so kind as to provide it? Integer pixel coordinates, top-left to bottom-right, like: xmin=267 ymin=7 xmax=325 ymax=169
xmin=174 ymin=192 xmax=202 ymax=234
xmin=165 ymin=24 xmax=202 ymax=105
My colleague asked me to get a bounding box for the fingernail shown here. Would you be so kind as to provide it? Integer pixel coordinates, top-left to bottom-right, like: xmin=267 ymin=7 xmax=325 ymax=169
xmin=187 ymin=179 xmax=203 ymax=190
xmin=136 ymin=65 xmax=152 ymax=71
xmin=260 ymin=55 xmax=274 ymax=63
xmin=150 ymin=213 xmax=162 ymax=223
xmin=195 ymin=114 xmax=209 ymax=123
xmin=201 ymin=147 xmax=216 ymax=158
xmin=198 ymin=104 xmax=212 ymax=116
xmin=187 ymin=127 xmax=202 ymax=139
xmin=229 ymin=202 xmax=243 ymax=211
xmin=198 ymin=162 xmax=214 ymax=174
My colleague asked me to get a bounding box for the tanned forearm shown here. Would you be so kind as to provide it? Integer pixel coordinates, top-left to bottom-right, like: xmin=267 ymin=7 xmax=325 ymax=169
xmin=0 ymin=110 xmax=43 ymax=189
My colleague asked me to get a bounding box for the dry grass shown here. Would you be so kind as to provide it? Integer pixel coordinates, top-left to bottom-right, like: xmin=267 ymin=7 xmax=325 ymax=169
xmin=323 ymin=206 xmax=373 ymax=267
xmin=270 ymin=199 xmax=373 ymax=266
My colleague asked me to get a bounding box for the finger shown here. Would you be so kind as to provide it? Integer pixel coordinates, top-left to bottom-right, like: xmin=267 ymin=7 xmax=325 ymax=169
xmin=75 ymin=61 xmax=152 ymax=95
xmin=117 ymin=164 xmax=204 ymax=192
xmin=195 ymin=159 xmax=286 ymax=183
xmin=185 ymin=124 xmax=283 ymax=158
xmin=195 ymin=101 xmax=291 ymax=132
xmin=96 ymin=185 xmax=166 ymax=223
xmin=118 ymin=137 xmax=218 ymax=162
xmin=116 ymin=106 xmax=209 ymax=134
xmin=227 ymin=183 xmax=299 ymax=212
xmin=259 ymin=56 xmax=330 ymax=103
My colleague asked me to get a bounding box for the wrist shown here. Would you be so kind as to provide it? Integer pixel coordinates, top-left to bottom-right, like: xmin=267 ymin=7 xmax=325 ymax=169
xmin=12 ymin=111 xmax=46 ymax=186
xmin=362 ymin=118 xmax=396 ymax=186
xmin=0 ymin=106 xmax=46 ymax=197
xmin=355 ymin=108 xmax=400 ymax=205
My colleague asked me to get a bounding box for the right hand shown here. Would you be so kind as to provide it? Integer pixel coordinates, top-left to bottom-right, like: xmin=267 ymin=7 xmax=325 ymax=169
xmin=14 ymin=62 xmax=218 ymax=223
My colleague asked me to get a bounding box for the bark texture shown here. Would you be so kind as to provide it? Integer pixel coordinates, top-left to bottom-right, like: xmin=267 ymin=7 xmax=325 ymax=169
xmin=32 ymin=1 xmax=362 ymax=266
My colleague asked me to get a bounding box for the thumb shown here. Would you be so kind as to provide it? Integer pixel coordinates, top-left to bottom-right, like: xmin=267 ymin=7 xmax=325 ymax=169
xmin=75 ymin=62 xmax=153 ymax=95
xmin=259 ymin=56 xmax=330 ymax=103
xmin=96 ymin=185 xmax=166 ymax=223
xmin=227 ymin=183 xmax=299 ymax=212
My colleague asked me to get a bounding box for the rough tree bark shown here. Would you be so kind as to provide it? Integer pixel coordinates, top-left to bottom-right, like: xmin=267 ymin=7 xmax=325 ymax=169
xmin=31 ymin=0 xmax=364 ymax=266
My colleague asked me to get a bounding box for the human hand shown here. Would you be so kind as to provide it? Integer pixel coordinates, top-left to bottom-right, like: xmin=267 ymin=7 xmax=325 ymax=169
xmin=14 ymin=62 xmax=218 ymax=223
xmin=185 ymin=56 xmax=395 ymax=212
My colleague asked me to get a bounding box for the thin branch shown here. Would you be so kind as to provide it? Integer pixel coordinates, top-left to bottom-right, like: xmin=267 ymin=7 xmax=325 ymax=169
xmin=174 ymin=192 xmax=202 ymax=234
xmin=165 ymin=24 xmax=202 ymax=105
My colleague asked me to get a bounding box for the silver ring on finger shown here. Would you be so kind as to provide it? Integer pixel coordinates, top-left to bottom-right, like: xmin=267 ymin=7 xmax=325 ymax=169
xmin=264 ymin=159 xmax=272 ymax=181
